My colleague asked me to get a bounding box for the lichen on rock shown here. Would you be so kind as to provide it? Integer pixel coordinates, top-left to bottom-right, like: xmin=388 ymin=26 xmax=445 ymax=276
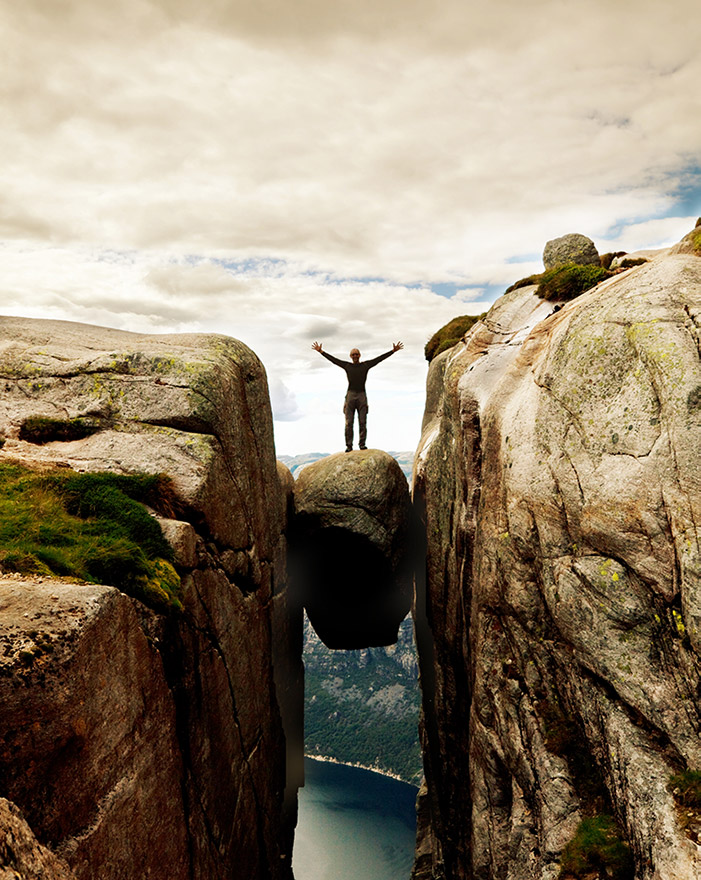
xmin=413 ymin=240 xmax=701 ymax=879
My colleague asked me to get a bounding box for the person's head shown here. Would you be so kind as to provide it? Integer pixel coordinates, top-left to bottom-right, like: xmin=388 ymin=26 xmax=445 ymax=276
xmin=350 ymin=348 xmax=360 ymax=363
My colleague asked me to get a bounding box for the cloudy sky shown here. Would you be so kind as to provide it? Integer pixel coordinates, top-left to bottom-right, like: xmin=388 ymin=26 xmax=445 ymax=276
xmin=1 ymin=0 xmax=700 ymax=454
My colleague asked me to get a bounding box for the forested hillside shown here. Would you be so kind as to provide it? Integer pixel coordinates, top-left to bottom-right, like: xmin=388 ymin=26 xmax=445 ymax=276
xmin=303 ymin=615 xmax=422 ymax=784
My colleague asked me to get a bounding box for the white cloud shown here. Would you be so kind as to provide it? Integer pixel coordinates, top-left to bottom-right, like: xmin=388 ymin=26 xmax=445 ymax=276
xmin=0 ymin=0 xmax=699 ymax=452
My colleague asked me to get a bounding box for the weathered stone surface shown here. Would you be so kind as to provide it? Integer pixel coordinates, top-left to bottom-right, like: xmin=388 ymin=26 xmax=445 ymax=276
xmin=156 ymin=516 xmax=198 ymax=567
xmin=293 ymin=449 xmax=413 ymax=648
xmin=543 ymin=232 xmax=600 ymax=269
xmin=413 ymin=248 xmax=701 ymax=879
xmin=0 ymin=317 xmax=301 ymax=880
xmin=0 ymin=579 xmax=189 ymax=879
xmin=0 ymin=798 xmax=76 ymax=880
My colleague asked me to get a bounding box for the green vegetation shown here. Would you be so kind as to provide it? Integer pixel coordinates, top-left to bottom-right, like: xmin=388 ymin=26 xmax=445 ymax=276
xmin=692 ymin=229 xmax=701 ymax=255
xmin=505 ymin=263 xmax=611 ymax=303
xmin=619 ymin=257 xmax=648 ymax=269
xmin=536 ymin=264 xmax=611 ymax=301
xmin=504 ymin=273 xmax=543 ymax=293
xmin=559 ymin=815 xmax=634 ymax=880
xmin=304 ymin=618 xmax=422 ymax=783
xmin=600 ymin=251 xmax=626 ymax=270
xmin=0 ymin=464 xmax=182 ymax=612
xmin=19 ymin=416 xmax=102 ymax=444
xmin=425 ymin=313 xmax=486 ymax=362
xmin=669 ymin=769 xmax=701 ymax=808
xmin=669 ymin=769 xmax=701 ymax=841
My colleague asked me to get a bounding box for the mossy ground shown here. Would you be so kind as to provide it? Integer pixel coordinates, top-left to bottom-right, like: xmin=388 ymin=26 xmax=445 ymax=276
xmin=692 ymin=229 xmax=701 ymax=255
xmin=537 ymin=264 xmax=611 ymax=301
xmin=505 ymin=264 xmax=611 ymax=301
xmin=425 ymin=314 xmax=485 ymax=361
xmin=0 ymin=464 xmax=182 ymax=612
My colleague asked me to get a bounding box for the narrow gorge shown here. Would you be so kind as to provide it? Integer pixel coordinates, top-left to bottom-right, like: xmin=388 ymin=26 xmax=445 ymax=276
xmin=1 ymin=226 xmax=700 ymax=879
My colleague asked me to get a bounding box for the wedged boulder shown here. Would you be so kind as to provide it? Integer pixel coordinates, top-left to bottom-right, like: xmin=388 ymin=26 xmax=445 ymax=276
xmin=292 ymin=449 xmax=412 ymax=649
xmin=413 ymin=243 xmax=701 ymax=879
xmin=0 ymin=316 xmax=301 ymax=880
xmin=543 ymin=232 xmax=600 ymax=268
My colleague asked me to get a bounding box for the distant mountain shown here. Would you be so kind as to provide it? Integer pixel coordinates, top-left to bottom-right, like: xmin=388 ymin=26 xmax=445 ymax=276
xmin=279 ymin=450 xmax=415 ymax=482
xmin=303 ymin=614 xmax=422 ymax=784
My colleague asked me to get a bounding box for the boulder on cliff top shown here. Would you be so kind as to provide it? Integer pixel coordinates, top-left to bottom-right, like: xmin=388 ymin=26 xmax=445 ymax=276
xmin=543 ymin=232 xmax=600 ymax=269
xmin=292 ymin=449 xmax=413 ymax=649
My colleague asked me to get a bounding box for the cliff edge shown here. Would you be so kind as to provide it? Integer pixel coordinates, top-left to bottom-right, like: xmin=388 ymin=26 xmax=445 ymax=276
xmin=0 ymin=317 xmax=301 ymax=880
xmin=413 ymin=242 xmax=701 ymax=879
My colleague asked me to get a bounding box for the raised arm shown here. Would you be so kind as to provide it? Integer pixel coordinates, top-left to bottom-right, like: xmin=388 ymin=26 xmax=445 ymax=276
xmin=364 ymin=341 xmax=404 ymax=369
xmin=312 ymin=342 xmax=347 ymax=367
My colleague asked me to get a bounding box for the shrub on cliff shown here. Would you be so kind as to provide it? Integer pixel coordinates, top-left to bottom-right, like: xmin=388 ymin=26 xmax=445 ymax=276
xmin=0 ymin=464 xmax=182 ymax=612
xmin=425 ymin=314 xmax=485 ymax=361
xmin=559 ymin=815 xmax=634 ymax=880
xmin=537 ymin=264 xmax=611 ymax=301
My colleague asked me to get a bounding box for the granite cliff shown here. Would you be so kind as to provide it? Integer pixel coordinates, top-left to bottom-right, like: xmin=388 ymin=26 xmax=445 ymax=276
xmin=413 ymin=240 xmax=701 ymax=878
xmin=0 ymin=318 xmax=301 ymax=880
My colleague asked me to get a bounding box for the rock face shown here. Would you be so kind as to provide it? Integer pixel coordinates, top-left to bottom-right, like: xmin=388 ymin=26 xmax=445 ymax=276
xmin=292 ymin=449 xmax=413 ymax=649
xmin=0 ymin=798 xmax=76 ymax=880
xmin=413 ymin=247 xmax=701 ymax=879
xmin=543 ymin=232 xmax=600 ymax=269
xmin=0 ymin=317 xmax=301 ymax=880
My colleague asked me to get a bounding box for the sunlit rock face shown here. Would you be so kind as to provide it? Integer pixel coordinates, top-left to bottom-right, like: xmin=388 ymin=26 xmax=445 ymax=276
xmin=413 ymin=244 xmax=701 ymax=880
xmin=0 ymin=797 xmax=77 ymax=880
xmin=0 ymin=317 xmax=301 ymax=880
xmin=292 ymin=449 xmax=413 ymax=649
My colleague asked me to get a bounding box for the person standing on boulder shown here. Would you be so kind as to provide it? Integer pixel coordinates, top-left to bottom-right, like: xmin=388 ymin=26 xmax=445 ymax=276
xmin=312 ymin=341 xmax=403 ymax=452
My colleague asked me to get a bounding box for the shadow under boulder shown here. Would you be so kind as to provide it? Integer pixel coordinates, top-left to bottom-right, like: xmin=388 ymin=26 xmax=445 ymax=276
xmin=291 ymin=449 xmax=413 ymax=649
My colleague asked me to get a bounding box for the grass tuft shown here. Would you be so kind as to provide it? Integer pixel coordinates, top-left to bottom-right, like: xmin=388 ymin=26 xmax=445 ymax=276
xmin=559 ymin=815 xmax=634 ymax=879
xmin=425 ymin=314 xmax=486 ymax=362
xmin=600 ymin=251 xmax=626 ymax=270
xmin=536 ymin=264 xmax=611 ymax=301
xmin=0 ymin=464 xmax=182 ymax=612
xmin=692 ymin=229 xmax=701 ymax=255
xmin=504 ymin=273 xmax=543 ymax=293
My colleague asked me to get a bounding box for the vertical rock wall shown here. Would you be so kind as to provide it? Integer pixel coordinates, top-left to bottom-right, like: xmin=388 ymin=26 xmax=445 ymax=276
xmin=0 ymin=317 xmax=302 ymax=880
xmin=413 ymin=251 xmax=701 ymax=879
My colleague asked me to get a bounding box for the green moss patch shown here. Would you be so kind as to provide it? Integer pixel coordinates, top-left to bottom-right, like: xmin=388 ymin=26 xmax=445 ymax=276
xmin=0 ymin=464 xmax=182 ymax=612
xmin=504 ymin=273 xmax=543 ymax=294
xmin=19 ymin=417 xmax=102 ymax=444
xmin=600 ymin=251 xmax=626 ymax=270
xmin=537 ymin=264 xmax=611 ymax=301
xmin=559 ymin=815 xmax=634 ymax=880
xmin=425 ymin=313 xmax=486 ymax=362
xmin=692 ymin=229 xmax=701 ymax=255
xmin=669 ymin=769 xmax=701 ymax=808
xmin=669 ymin=769 xmax=701 ymax=842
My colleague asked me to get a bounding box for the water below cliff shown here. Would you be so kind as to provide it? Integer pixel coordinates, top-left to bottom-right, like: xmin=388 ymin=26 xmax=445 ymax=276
xmin=292 ymin=757 xmax=418 ymax=880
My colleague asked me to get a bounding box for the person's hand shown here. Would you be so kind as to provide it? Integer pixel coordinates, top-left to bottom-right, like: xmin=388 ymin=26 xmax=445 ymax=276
xmin=392 ymin=341 xmax=404 ymax=352
xmin=312 ymin=341 xmax=323 ymax=353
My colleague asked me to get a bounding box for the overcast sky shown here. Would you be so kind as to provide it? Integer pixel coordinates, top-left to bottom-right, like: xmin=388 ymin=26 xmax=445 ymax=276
xmin=1 ymin=0 xmax=700 ymax=454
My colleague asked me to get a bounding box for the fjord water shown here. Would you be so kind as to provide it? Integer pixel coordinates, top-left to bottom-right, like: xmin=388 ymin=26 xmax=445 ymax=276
xmin=292 ymin=758 xmax=418 ymax=880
